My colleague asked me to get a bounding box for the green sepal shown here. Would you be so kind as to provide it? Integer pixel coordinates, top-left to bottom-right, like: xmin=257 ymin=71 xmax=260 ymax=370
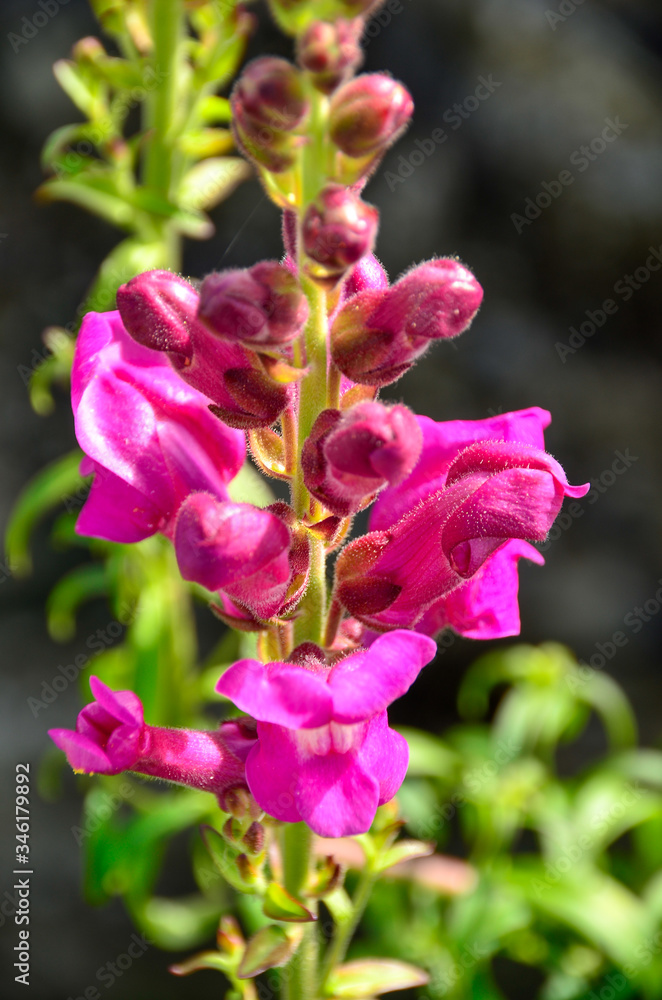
xmin=262 ymin=883 xmax=316 ymax=923
xmin=373 ymin=839 xmax=435 ymax=874
xmin=202 ymin=826 xmax=261 ymax=894
xmin=237 ymin=925 xmax=298 ymax=979
xmin=170 ymin=950 xmax=234 ymax=976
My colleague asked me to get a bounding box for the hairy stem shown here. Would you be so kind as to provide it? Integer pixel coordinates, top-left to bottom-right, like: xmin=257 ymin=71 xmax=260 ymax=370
xmin=321 ymin=868 xmax=377 ymax=987
xmin=144 ymin=0 xmax=183 ymax=268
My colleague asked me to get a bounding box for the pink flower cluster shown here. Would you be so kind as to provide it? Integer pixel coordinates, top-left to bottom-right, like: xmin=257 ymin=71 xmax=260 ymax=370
xmin=51 ymin=40 xmax=589 ymax=839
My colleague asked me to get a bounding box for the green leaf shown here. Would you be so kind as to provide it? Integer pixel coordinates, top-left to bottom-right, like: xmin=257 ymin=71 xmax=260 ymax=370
xmin=237 ymin=925 xmax=296 ymax=979
xmin=178 ymin=128 xmax=235 ymax=158
xmin=197 ymin=95 xmax=232 ymax=124
xmin=36 ymin=177 xmax=138 ymax=231
xmin=170 ymin=950 xmax=234 ymax=976
xmin=81 ymin=238 xmax=169 ymax=314
xmin=262 ymin=883 xmax=316 ymax=923
xmin=178 ymin=158 xmax=252 ymax=212
xmin=326 ymin=959 xmax=429 ymax=998
xmin=374 ymin=839 xmax=434 ymax=873
xmin=53 ymin=59 xmax=107 ymax=119
xmin=202 ymin=826 xmax=257 ymax=894
xmin=136 ymin=895 xmax=222 ymax=950
xmin=5 ymin=450 xmax=85 ymax=575
xmin=396 ymin=727 xmax=458 ymax=777
xmin=47 ymin=563 xmax=109 ymax=641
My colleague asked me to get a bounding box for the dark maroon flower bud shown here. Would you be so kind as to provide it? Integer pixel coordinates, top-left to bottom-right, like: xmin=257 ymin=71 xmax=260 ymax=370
xmin=302 ymin=402 xmax=422 ymax=516
xmin=329 ymin=73 xmax=413 ymax=158
xmin=199 ymin=261 xmax=308 ymax=349
xmin=231 ymin=58 xmax=309 ymax=174
xmin=331 ymin=258 xmax=484 ymax=386
xmin=302 ymin=184 xmax=379 ymax=285
xmin=297 ymin=18 xmax=363 ymax=94
xmin=117 ymin=270 xmax=291 ymax=429
xmin=235 ymin=57 xmax=308 ymax=131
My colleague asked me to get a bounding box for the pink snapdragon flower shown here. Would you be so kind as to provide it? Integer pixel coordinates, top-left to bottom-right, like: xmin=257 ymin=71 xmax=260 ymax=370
xmin=72 ymin=310 xmax=245 ymax=543
xmin=335 ymin=408 xmax=589 ymax=632
xmin=49 ymin=677 xmax=256 ymax=807
xmin=216 ymin=632 xmax=436 ymax=837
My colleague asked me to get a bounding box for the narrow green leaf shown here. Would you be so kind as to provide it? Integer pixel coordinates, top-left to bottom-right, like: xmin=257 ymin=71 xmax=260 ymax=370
xmin=178 ymin=158 xmax=252 ymax=212
xmin=326 ymin=959 xmax=429 ymax=998
xmin=375 ymin=839 xmax=434 ymax=873
xmin=262 ymin=883 xmax=316 ymax=923
xmin=36 ymin=178 xmax=137 ymax=231
xmin=47 ymin=563 xmax=109 ymax=641
xmin=237 ymin=925 xmax=296 ymax=979
xmin=5 ymin=450 xmax=85 ymax=575
xmin=170 ymin=950 xmax=233 ymax=976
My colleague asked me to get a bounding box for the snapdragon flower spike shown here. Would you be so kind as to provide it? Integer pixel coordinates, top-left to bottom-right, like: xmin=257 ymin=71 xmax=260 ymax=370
xmin=331 ymin=258 xmax=484 ymax=386
xmin=231 ymin=57 xmax=308 ymax=173
xmin=302 ymin=402 xmax=422 ymax=516
xmin=117 ymin=269 xmax=291 ymax=429
xmin=198 ymin=262 xmax=308 ymax=349
xmin=173 ymin=493 xmax=307 ymax=621
xmin=49 ymin=677 xmax=256 ymax=807
xmin=71 ymin=310 xmax=245 ymax=543
xmin=302 ymin=184 xmax=379 ymax=285
xmin=367 ymin=408 xmax=553 ymax=639
xmin=336 ymin=418 xmax=589 ymax=630
xmin=329 ymin=74 xmax=413 ymax=158
xmin=216 ymin=631 xmax=437 ymax=837
xmin=297 ymin=18 xmax=363 ymax=94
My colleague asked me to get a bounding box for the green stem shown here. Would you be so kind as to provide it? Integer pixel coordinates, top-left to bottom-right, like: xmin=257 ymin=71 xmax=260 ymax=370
xmin=321 ymin=868 xmax=377 ymax=987
xmin=143 ymin=0 xmax=184 ymax=269
xmin=282 ymin=824 xmax=316 ymax=1000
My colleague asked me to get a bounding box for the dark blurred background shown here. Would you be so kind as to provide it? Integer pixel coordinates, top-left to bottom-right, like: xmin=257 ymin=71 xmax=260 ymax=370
xmin=1 ymin=0 xmax=661 ymax=996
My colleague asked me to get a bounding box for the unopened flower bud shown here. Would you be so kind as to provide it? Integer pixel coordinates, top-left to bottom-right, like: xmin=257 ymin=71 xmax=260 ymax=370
xmin=330 ymin=74 xmax=413 ymax=158
xmin=174 ymin=495 xmax=294 ymax=621
xmin=118 ymin=270 xmax=292 ymax=428
xmin=331 ymin=258 xmax=483 ymax=386
xmin=302 ymin=184 xmax=378 ymax=284
xmin=242 ymin=821 xmax=265 ymax=855
xmin=297 ymin=18 xmax=363 ymax=94
xmin=234 ymin=57 xmax=308 ymax=131
xmin=116 ymin=269 xmax=195 ymax=357
xmin=199 ymin=261 xmax=308 ymax=349
xmin=302 ymin=402 xmax=422 ymax=516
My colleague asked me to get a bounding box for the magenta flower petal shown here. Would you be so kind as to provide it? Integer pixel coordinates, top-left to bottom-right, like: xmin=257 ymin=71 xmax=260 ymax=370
xmin=371 ymin=408 xmax=552 ymax=530
xmin=244 ymin=725 xmax=303 ymax=824
xmin=416 ymin=539 xmax=544 ymax=640
xmin=216 ymin=660 xmax=333 ymax=729
xmin=295 ymin=749 xmax=380 ymax=838
xmin=173 ymin=494 xmax=294 ymax=620
xmin=76 ymin=461 xmax=164 ymax=543
xmin=72 ymin=310 xmax=245 ymax=542
xmin=328 ymin=631 xmax=436 ymax=723
xmin=358 ymin=713 xmax=409 ymax=806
